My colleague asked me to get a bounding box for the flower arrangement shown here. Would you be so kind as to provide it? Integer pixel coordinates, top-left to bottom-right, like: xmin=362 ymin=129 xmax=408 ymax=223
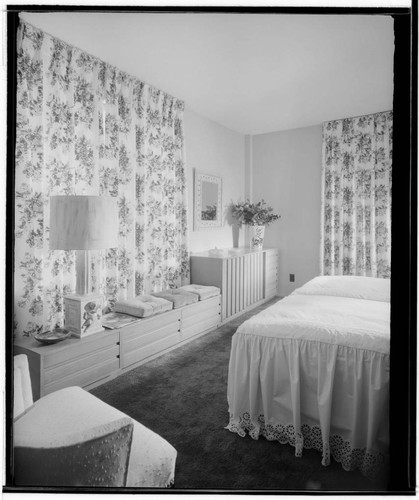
xmin=232 ymin=200 xmax=281 ymax=227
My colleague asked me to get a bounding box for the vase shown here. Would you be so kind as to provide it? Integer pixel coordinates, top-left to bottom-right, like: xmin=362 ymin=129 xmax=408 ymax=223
xmin=249 ymin=225 xmax=265 ymax=250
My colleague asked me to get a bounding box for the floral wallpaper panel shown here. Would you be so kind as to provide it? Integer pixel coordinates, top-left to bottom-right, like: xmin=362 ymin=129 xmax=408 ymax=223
xmin=320 ymin=111 xmax=392 ymax=278
xmin=14 ymin=21 xmax=189 ymax=336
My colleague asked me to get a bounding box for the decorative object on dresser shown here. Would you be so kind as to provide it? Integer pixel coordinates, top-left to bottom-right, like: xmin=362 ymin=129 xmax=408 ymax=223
xmin=194 ymin=170 xmax=222 ymax=230
xmin=248 ymin=225 xmax=265 ymax=250
xmin=33 ymin=328 xmax=70 ymax=345
xmin=231 ymin=200 xmax=280 ymax=250
xmin=190 ymin=248 xmax=279 ymax=322
xmin=49 ymin=195 xmax=118 ymax=338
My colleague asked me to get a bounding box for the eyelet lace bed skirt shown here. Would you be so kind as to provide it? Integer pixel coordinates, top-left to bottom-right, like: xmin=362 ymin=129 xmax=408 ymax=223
xmin=226 ymin=412 xmax=388 ymax=478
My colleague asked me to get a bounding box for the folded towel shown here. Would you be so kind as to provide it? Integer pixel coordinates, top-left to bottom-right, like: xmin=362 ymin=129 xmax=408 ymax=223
xmin=114 ymin=295 xmax=173 ymax=318
xmin=178 ymin=285 xmax=221 ymax=301
xmin=151 ymin=289 xmax=198 ymax=309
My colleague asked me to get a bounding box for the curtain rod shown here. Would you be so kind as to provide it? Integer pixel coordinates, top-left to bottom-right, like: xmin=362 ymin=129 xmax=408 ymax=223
xmin=18 ymin=16 xmax=184 ymax=105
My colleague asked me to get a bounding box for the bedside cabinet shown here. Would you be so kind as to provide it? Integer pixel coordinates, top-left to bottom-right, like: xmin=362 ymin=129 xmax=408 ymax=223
xmin=13 ymin=329 xmax=120 ymax=400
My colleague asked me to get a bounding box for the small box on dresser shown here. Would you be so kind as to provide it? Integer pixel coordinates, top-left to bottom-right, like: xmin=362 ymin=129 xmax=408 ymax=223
xmin=64 ymin=292 xmax=104 ymax=338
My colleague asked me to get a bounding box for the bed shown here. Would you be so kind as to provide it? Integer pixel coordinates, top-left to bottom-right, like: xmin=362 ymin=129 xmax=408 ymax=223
xmin=226 ymin=275 xmax=390 ymax=478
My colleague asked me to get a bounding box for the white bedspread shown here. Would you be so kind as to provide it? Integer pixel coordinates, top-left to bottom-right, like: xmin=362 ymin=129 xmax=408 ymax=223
xmin=226 ymin=276 xmax=390 ymax=477
xmin=234 ymin=293 xmax=390 ymax=354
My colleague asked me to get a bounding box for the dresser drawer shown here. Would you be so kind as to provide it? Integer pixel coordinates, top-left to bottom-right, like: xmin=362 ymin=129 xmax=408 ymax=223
xmin=120 ymin=310 xmax=181 ymax=341
xmin=180 ymin=296 xmax=221 ymax=341
xmin=44 ymin=357 xmax=120 ymax=396
xmin=264 ymin=250 xmax=278 ymax=299
xmin=120 ymin=310 xmax=181 ymax=369
xmin=181 ymin=295 xmax=221 ymax=319
xmin=43 ymin=331 xmax=119 ymax=369
xmin=121 ymin=322 xmax=180 ymax=353
xmin=266 ymin=271 xmax=278 ymax=283
xmin=265 ymin=268 xmax=278 ymax=283
xmin=181 ymin=303 xmax=220 ymax=330
xmin=265 ymin=258 xmax=278 ymax=272
xmin=181 ymin=316 xmax=220 ymax=342
xmin=44 ymin=343 xmax=119 ymax=385
xmin=122 ymin=333 xmax=180 ymax=369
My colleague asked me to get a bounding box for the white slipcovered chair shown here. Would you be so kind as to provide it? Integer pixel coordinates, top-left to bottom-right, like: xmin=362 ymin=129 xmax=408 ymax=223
xmin=13 ymin=354 xmax=177 ymax=488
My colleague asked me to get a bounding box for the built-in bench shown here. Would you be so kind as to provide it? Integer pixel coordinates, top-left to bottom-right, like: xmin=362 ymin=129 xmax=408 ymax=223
xmin=14 ymin=288 xmax=222 ymax=400
xmin=113 ymin=289 xmax=221 ymax=372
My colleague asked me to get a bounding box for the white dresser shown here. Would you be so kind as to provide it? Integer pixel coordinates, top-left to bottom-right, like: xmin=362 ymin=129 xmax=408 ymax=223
xmin=190 ymin=248 xmax=279 ymax=322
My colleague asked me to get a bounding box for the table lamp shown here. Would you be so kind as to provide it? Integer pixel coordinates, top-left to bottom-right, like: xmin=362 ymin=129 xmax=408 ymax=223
xmin=50 ymin=195 xmax=119 ymax=338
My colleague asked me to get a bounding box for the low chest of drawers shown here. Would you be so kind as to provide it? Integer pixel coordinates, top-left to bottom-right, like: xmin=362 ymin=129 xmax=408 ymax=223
xmin=190 ymin=248 xmax=279 ymax=322
xmin=14 ymin=295 xmax=221 ymax=400
xmin=14 ymin=329 xmax=119 ymax=400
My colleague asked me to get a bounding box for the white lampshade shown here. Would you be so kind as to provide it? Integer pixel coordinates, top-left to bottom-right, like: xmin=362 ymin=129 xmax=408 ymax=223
xmin=50 ymin=196 xmax=118 ymax=250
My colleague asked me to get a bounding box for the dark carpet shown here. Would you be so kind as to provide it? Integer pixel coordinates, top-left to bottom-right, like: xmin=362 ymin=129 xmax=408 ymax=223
xmin=91 ymin=298 xmax=389 ymax=492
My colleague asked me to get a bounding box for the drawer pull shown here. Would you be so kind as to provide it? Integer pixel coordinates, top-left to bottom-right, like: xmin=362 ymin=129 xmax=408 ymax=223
xmin=116 ymin=355 xmax=120 ymax=359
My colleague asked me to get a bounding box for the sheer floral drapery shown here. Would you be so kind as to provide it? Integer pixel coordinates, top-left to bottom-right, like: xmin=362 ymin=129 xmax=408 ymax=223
xmin=14 ymin=21 xmax=189 ymax=336
xmin=320 ymin=111 xmax=392 ymax=278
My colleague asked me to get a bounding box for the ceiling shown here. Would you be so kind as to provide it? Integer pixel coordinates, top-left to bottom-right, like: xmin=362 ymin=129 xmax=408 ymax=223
xmin=19 ymin=11 xmax=395 ymax=135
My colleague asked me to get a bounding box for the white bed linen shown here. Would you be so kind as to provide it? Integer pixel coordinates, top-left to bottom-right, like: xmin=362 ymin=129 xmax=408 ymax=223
xmin=226 ymin=287 xmax=390 ymax=477
xmin=292 ymin=275 xmax=390 ymax=302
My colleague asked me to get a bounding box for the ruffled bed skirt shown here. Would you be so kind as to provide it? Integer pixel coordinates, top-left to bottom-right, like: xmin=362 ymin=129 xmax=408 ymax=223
xmin=226 ymin=334 xmax=389 ymax=479
xmin=226 ymin=413 xmax=388 ymax=478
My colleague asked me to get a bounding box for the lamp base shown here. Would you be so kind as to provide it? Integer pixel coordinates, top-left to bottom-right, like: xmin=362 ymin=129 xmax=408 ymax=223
xmin=64 ymin=293 xmax=104 ymax=338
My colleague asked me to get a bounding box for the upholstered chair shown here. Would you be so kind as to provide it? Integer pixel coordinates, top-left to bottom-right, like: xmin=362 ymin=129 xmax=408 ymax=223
xmin=13 ymin=354 xmax=177 ymax=488
xmin=13 ymin=354 xmax=33 ymax=419
xmin=13 ymin=354 xmax=133 ymax=487
xmin=14 ymin=410 xmax=133 ymax=487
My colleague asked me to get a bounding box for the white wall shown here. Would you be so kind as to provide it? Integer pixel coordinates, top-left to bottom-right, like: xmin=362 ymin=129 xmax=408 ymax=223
xmin=185 ymin=110 xmax=246 ymax=253
xmin=252 ymin=125 xmax=323 ymax=296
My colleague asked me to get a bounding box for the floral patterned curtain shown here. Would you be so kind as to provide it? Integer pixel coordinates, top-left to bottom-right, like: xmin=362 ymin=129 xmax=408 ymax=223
xmin=320 ymin=111 xmax=392 ymax=278
xmin=14 ymin=21 xmax=189 ymax=336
